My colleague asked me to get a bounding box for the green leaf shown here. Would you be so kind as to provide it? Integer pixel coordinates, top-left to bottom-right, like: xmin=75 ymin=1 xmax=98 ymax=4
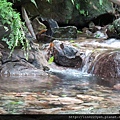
xmin=73 ymin=43 xmax=80 ymax=48
xmin=77 ymin=30 xmax=82 ymax=34
xmin=95 ymin=34 xmax=100 ymax=38
xmin=76 ymin=4 xmax=80 ymax=10
xmin=61 ymin=94 xmax=67 ymax=97
xmin=79 ymin=10 xmax=85 ymax=15
xmin=99 ymin=0 xmax=103 ymax=5
xmin=48 ymin=56 xmax=54 ymax=64
xmin=0 ymin=0 xmax=30 ymax=59
xmin=70 ymin=40 xmax=75 ymax=43
xmin=71 ymin=0 xmax=75 ymax=5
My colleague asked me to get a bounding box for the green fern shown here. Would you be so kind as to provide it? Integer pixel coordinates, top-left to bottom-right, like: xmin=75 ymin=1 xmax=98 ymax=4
xmin=0 ymin=0 xmax=30 ymax=58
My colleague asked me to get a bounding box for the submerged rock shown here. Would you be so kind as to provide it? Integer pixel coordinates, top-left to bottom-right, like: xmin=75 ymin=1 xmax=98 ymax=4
xmin=1 ymin=61 xmax=47 ymax=76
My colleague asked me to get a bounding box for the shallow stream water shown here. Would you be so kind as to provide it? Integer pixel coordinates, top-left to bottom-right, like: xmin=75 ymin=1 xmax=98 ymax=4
xmin=0 ymin=38 xmax=120 ymax=114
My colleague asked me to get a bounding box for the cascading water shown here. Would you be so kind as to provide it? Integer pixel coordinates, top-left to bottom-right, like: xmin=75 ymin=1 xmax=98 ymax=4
xmin=48 ymin=38 xmax=120 ymax=89
xmin=81 ymin=50 xmax=93 ymax=73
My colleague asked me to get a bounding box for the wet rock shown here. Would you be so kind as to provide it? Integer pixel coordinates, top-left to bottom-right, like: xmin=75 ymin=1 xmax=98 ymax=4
xmin=58 ymin=97 xmax=83 ymax=105
xmin=88 ymin=50 xmax=120 ymax=78
xmin=86 ymin=90 xmax=103 ymax=96
xmin=0 ymin=108 xmax=8 ymax=114
xmin=36 ymin=34 xmax=54 ymax=43
xmin=24 ymin=107 xmax=62 ymax=114
xmin=29 ymin=46 xmax=49 ymax=69
xmin=81 ymin=102 xmax=99 ymax=107
xmin=64 ymin=105 xmax=84 ymax=111
xmin=26 ymin=100 xmax=49 ymax=109
xmin=58 ymin=106 xmax=120 ymax=114
xmin=39 ymin=96 xmax=83 ymax=105
xmin=113 ymin=18 xmax=120 ymax=34
xmin=93 ymin=31 xmax=107 ymax=39
xmin=26 ymin=43 xmax=49 ymax=69
xmin=106 ymin=18 xmax=120 ymax=38
xmin=82 ymin=22 xmax=108 ymax=39
xmin=0 ymin=75 xmax=61 ymax=92
xmin=48 ymin=40 xmax=82 ymax=68
xmin=25 ymin=95 xmax=37 ymax=101
xmin=1 ymin=42 xmax=50 ymax=75
xmin=1 ymin=51 xmax=20 ymax=63
xmin=113 ymin=84 xmax=120 ymax=90
xmin=88 ymin=22 xmax=102 ymax=33
xmin=54 ymin=97 xmax=83 ymax=105
xmin=106 ymin=25 xmax=119 ymax=38
xmin=52 ymin=26 xmax=77 ymax=39
xmin=1 ymin=61 xmax=47 ymax=76
xmin=76 ymin=94 xmax=104 ymax=102
xmin=39 ymin=18 xmax=59 ymax=36
xmin=34 ymin=0 xmax=114 ymax=26
xmin=31 ymin=18 xmax=47 ymax=35
xmin=0 ymin=22 xmax=10 ymax=40
xmin=31 ymin=18 xmax=56 ymax=43
xmin=100 ymin=89 xmax=113 ymax=93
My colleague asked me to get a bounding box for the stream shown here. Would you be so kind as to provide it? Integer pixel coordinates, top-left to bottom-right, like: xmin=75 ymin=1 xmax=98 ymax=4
xmin=0 ymin=37 xmax=120 ymax=114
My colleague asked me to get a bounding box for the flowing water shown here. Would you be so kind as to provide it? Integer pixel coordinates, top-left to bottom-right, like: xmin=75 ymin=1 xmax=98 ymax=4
xmin=0 ymin=38 xmax=120 ymax=114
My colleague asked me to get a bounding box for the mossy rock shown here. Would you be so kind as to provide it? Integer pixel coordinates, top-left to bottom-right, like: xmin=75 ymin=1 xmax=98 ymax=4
xmin=35 ymin=0 xmax=114 ymax=26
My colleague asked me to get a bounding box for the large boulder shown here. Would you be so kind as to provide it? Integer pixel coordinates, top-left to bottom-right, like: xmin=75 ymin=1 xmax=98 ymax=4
xmin=88 ymin=50 xmax=120 ymax=78
xmin=11 ymin=0 xmax=115 ymax=27
xmin=35 ymin=0 xmax=114 ymax=26
xmin=52 ymin=26 xmax=77 ymax=39
xmin=47 ymin=40 xmax=82 ymax=68
xmin=1 ymin=61 xmax=47 ymax=76
xmin=0 ymin=42 xmax=50 ymax=76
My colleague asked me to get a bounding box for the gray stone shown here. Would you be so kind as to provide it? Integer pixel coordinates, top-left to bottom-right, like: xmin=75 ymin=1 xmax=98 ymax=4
xmin=113 ymin=18 xmax=120 ymax=34
xmin=52 ymin=26 xmax=77 ymax=39
xmin=0 ymin=22 xmax=10 ymax=40
xmin=88 ymin=50 xmax=120 ymax=78
xmin=0 ymin=61 xmax=47 ymax=76
xmin=48 ymin=40 xmax=82 ymax=68
xmin=11 ymin=0 xmax=114 ymax=27
xmin=35 ymin=0 xmax=114 ymax=26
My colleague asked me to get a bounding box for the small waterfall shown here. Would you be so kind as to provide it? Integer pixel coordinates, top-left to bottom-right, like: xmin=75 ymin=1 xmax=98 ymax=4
xmin=49 ymin=38 xmax=120 ymax=80
xmin=81 ymin=50 xmax=93 ymax=74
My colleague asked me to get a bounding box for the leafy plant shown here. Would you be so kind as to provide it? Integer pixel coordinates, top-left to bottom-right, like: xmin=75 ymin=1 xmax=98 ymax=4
xmin=77 ymin=30 xmax=82 ymax=34
xmin=0 ymin=0 xmax=30 ymax=58
xmin=71 ymin=1 xmax=88 ymax=16
xmin=95 ymin=34 xmax=100 ymax=38
xmin=48 ymin=56 xmax=54 ymax=64
xmin=99 ymin=0 xmax=103 ymax=5
xmin=70 ymin=40 xmax=75 ymax=43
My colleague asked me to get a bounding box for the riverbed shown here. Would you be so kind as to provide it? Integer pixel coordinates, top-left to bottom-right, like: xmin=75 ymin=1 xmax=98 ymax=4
xmin=0 ymin=37 xmax=120 ymax=114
